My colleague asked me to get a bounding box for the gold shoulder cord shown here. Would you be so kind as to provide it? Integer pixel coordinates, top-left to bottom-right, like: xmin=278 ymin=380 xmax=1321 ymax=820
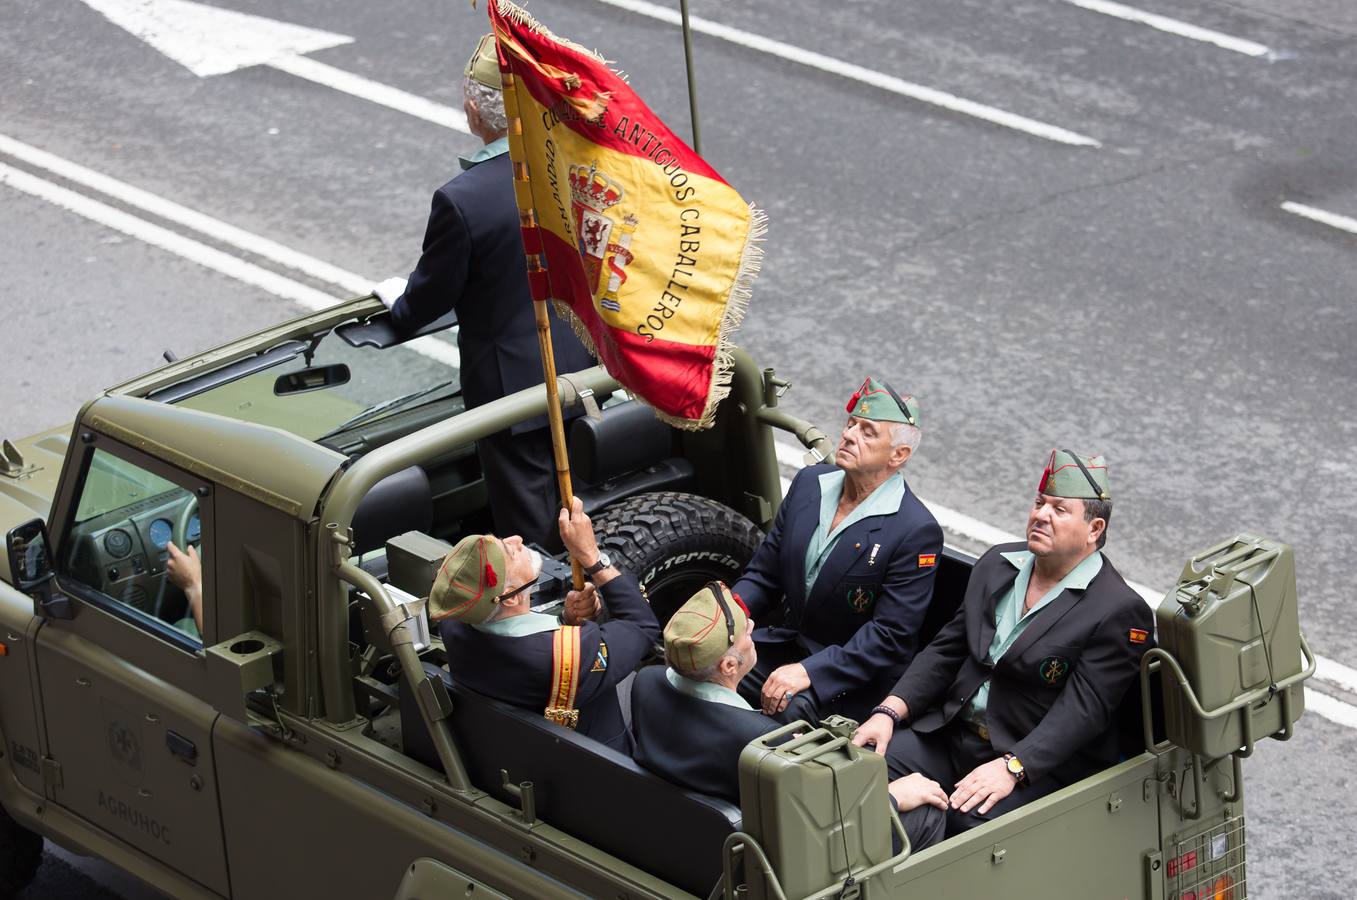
xmin=545 ymin=625 xmax=582 ymax=729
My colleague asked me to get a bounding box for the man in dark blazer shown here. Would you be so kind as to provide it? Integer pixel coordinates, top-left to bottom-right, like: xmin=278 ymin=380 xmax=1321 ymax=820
xmin=377 ymin=35 xmax=592 ymax=547
xmin=431 ymin=498 xmax=659 ymax=753
xmin=852 ymin=449 xmax=1154 ymax=847
xmin=631 ymin=582 xmax=782 ymax=803
xmin=732 ymin=377 xmax=944 ymax=723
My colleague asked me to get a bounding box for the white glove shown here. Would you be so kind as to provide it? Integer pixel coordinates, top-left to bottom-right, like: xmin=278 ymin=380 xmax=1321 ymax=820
xmin=373 ymin=276 xmax=408 ymax=310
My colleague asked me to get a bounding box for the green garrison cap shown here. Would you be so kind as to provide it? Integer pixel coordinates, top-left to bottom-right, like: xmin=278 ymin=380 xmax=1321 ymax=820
xmin=845 ymin=376 xmax=919 ymax=427
xmin=664 ymin=582 xmax=750 ymax=674
xmin=428 ymin=534 xmax=507 ymax=625
xmin=1038 ymin=449 xmax=1111 ymax=501
xmin=464 ymin=33 xmax=502 ymax=90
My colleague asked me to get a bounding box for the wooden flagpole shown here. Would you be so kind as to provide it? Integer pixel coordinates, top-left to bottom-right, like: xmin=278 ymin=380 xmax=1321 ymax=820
xmin=499 ymin=65 xmax=585 ymax=590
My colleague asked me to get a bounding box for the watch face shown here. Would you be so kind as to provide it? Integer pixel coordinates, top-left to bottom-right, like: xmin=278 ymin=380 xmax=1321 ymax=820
xmin=596 ymin=551 xmax=610 ymax=568
xmin=1006 ymin=757 xmax=1023 ymax=775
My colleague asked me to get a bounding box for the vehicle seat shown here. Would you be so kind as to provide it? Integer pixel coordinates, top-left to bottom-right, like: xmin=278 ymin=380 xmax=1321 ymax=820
xmin=568 ymin=400 xmax=695 ymax=512
xmin=916 ymin=549 xmax=971 ymax=649
xmin=400 ymin=663 xmax=740 ymax=896
xmin=351 ymin=466 xmax=433 ymax=556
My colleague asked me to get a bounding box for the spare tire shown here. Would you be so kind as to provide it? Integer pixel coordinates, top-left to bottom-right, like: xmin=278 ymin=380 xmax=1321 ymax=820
xmin=0 ymin=802 xmax=42 ymax=897
xmin=592 ymin=492 xmax=764 ymax=625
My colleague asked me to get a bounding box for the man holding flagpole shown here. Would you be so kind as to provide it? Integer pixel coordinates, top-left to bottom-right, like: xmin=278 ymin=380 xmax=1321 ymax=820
xmin=377 ymin=35 xmax=592 ymax=548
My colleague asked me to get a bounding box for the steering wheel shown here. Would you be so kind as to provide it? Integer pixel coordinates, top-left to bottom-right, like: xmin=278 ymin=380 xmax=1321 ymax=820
xmin=173 ymin=495 xmax=199 ymax=551
xmin=153 ymin=494 xmax=199 ymax=620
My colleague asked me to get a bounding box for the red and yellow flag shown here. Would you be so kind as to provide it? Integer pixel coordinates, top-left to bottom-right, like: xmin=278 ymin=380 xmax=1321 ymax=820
xmin=489 ymin=0 xmax=764 ymax=430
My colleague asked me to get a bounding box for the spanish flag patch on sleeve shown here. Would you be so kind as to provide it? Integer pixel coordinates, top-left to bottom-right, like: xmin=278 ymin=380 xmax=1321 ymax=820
xmin=1129 ymin=628 xmax=1149 ymax=644
xmin=918 ymin=553 xmax=937 ymax=568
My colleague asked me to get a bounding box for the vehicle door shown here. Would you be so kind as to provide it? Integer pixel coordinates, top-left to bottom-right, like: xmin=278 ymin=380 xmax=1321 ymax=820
xmin=35 ymin=438 xmax=229 ymax=895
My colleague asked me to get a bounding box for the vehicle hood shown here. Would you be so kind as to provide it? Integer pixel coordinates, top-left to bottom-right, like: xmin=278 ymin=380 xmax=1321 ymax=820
xmin=0 ymin=425 xmax=70 ymax=584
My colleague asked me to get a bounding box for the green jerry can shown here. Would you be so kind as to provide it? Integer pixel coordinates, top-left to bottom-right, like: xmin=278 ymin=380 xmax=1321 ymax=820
xmin=1155 ymin=534 xmax=1306 ymax=759
xmin=738 ymin=724 xmax=895 ymax=900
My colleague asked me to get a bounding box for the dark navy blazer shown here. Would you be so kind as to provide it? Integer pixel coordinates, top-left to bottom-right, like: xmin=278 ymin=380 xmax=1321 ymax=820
xmin=630 ymin=666 xmax=782 ymax=804
xmin=732 ymin=464 xmax=944 ymax=712
xmin=440 ymin=571 xmax=660 ymax=752
xmin=391 ymin=152 xmax=593 ymax=435
xmin=892 ymin=542 xmax=1154 ymax=786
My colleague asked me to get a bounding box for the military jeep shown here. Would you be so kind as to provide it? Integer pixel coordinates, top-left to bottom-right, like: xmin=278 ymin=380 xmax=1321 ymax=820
xmin=0 ymin=297 xmax=1315 ymax=899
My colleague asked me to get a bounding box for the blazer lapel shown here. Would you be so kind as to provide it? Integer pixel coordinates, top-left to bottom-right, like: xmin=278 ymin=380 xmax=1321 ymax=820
xmin=807 ymin=518 xmax=881 ymax=607
xmin=1002 ymin=586 xmax=1085 ymax=663
xmin=978 ymin=564 xmax=1020 ymax=657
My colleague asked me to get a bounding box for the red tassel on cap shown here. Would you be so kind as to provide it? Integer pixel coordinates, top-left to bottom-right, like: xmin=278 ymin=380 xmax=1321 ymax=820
xmin=484 ymin=563 xmax=497 ymax=587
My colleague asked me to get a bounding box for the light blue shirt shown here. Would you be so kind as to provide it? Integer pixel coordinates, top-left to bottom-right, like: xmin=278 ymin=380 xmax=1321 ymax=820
xmin=474 ymin=610 xmax=561 ymax=637
xmin=459 ymin=136 xmax=510 ymax=171
xmin=665 ymin=667 xmax=754 ymax=710
xmin=963 ymin=549 xmax=1104 ymax=728
xmin=803 ymin=470 xmax=905 ymax=597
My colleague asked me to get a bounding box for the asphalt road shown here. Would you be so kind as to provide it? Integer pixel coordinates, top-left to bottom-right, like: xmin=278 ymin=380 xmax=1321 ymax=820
xmin=2 ymin=0 xmax=1355 ymax=896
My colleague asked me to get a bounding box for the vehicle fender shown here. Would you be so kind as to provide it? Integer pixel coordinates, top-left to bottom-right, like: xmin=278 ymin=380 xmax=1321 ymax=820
xmin=390 ymin=858 xmax=514 ymax=900
xmin=0 ymin=579 xmax=44 ymax=799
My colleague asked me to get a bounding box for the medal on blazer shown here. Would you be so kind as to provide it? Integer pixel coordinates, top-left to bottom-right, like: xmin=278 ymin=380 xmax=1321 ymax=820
xmin=846 ymin=585 xmax=875 ymax=612
xmin=1039 ymin=656 xmax=1071 ymax=684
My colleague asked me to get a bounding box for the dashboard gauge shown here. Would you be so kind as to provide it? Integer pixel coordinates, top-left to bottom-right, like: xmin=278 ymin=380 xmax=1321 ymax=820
xmin=148 ymin=519 xmax=173 ymax=550
xmin=187 ymin=514 xmax=201 ymax=543
xmin=103 ymin=529 xmax=132 ymax=558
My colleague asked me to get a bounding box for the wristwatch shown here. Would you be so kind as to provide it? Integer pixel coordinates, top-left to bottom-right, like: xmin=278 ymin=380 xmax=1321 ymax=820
xmin=582 ymin=550 xmax=612 ymax=576
xmin=1003 ymin=752 xmax=1026 ymax=784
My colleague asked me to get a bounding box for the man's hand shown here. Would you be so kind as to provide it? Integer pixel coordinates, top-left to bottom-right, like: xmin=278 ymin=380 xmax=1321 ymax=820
xmin=888 ymin=773 xmax=949 ymax=813
xmin=562 ymin=582 xmax=601 ymax=626
xmin=165 ymin=541 xmax=204 ymax=632
xmin=760 ymin=663 xmax=811 ymax=715
xmin=373 ymin=276 xmax=407 ymax=310
xmin=851 ymin=713 xmax=896 ymax=756
xmin=559 ymin=498 xmax=600 ymax=563
xmin=165 ymin=540 xmax=201 ymax=593
xmin=949 ymin=757 xmax=1017 ymax=815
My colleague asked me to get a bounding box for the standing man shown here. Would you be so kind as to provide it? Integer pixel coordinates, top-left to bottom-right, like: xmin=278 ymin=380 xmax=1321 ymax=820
xmin=431 ymin=498 xmax=659 ymax=753
xmin=852 ymin=450 xmax=1154 ymax=847
xmin=733 ymin=377 xmax=944 ymax=723
xmin=377 ymin=34 xmax=593 ymax=547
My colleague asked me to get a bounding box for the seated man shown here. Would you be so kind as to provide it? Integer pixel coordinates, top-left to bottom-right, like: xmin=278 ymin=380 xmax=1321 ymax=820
xmin=630 ymin=582 xmax=781 ymax=803
xmin=632 ymin=582 xmax=950 ymax=841
xmin=852 ymin=450 xmax=1154 ymax=848
xmin=734 ymin=377 xmax=943 ymax=723
xmin=431 ymin=498 xmax=660 ymax=752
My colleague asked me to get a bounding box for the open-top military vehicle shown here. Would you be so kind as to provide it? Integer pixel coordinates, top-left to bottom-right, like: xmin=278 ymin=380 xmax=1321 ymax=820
xmin=0 ymin=297 xmax=1315 ymax=899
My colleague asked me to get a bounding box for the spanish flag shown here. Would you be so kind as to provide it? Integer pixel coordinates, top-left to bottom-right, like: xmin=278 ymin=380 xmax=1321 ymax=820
xmin=489 ymin=0 xmax=764 ymax=430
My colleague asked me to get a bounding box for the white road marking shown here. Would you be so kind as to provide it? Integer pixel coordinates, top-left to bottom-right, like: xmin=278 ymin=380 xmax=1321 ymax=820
xmin=591 ymin=0 xmax=1102 ymax=149
xmin=1281 ymin=201 xmax=1357 ymax=236
xmin=774 ymin=437 xmax=1357 ymax=728
xmin=267 ymin=55 xmax=470 ymax=133
xmin=1303 ymin=689 xmax=1357 ymax=730
xmin=0 ymin=133 xmax=372 ymax=295
xmin=0 ymin=161 xmax=459 ymax=369
xmin=78 ymin=0 xmax=469 ymax=133
xmin=1060 ymin=0 xmax=1271 ymax=57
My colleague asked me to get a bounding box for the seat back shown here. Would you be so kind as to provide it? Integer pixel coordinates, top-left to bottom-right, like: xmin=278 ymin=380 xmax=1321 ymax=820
xmin=351 ymin=466 xmax=433 ymax=555
xmin=568 ymin=399 xmax=676 ymax=485
xmin=915 ymin=548 xmax=974 ymax=650
xmin=400 ymin=664 xmax=740 ymax=896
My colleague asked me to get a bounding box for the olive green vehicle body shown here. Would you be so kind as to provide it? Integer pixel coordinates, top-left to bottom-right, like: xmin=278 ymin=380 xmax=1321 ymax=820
xmin=0 ymin=297 xmax=1313 ymax=899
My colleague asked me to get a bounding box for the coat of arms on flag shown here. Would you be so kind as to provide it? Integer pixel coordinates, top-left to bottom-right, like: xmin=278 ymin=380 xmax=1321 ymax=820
xmin=489 ymin=0 xmax=765 ymax=430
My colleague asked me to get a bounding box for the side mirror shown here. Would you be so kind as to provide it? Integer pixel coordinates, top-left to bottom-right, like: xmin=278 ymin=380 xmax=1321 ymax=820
xmin=6 ymin=518 xmax=53 ymax=589
xmin=6 ymin=518 xmax=72 ymax=619
xmin=273 ymin=363 xmax=351 ymax=396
